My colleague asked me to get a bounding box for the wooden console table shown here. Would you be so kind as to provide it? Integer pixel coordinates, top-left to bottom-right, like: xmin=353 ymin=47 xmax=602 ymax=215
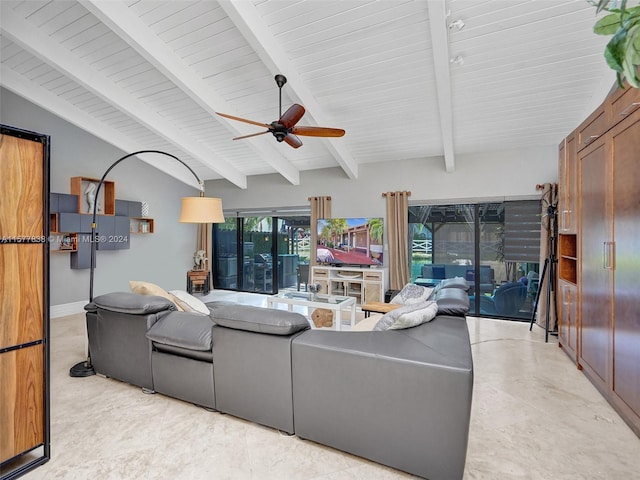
xmin=186 ymin=270 xmax=210 ymax=295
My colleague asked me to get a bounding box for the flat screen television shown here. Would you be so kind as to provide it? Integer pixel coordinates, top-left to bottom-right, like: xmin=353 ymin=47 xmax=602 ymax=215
xmin=316 ymin=217 xmax=384 ymax=266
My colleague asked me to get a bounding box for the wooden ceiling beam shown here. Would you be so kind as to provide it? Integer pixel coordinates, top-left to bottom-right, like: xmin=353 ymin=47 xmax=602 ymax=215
xmin=219 ymin=0 xmax=358 ymax=180
xmin=427 ymin=0 xmax=456 ymax=173
xmin=1 ymin=66 xmax=200 ymax=188
xmin=83 ymin=0 xmax=300 ymax=186
xmin=1 ymin=3 xmax=248 ymax=189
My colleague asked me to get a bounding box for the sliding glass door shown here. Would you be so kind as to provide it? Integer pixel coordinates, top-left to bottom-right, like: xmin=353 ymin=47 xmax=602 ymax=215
xmin=214 ymin=217 xmax=239 ymax=290
xmin=213 ymin=215 xmax=311 ymax=294
xmin=409 ymin=201 xmax=540 ymax=320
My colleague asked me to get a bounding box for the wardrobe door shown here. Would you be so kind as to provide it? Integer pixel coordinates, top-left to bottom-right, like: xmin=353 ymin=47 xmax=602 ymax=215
xmin=0 ymin=126 xmax=50 ymax=476
xmin=611 ymin=108 xmax=640 ymax=426
xmin=578 ymin=137 xmax=612 ymax=390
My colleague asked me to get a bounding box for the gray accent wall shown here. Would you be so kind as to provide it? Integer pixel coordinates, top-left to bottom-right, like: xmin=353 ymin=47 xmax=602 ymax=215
xmin=1 ymin=88 xmax=198 ymax=306
xmin=2 ymin=86 xmax=560 ymax=307
xmin=206 ymin=146 xmax=558 ymax=218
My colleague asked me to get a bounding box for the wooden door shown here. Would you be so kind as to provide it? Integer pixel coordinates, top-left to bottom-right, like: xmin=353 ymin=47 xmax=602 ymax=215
xmin=558 ymin=134 xmax=577 ymax=233
xmin=611 ymin=107 xmax=640 ymax=426
xmin=578 ymin=137 xmax=612 ymax=389
xmin=0 ymin=128 xmax=49 ymax=467
xmin=558 ymin=280 xmax=578 ymax=363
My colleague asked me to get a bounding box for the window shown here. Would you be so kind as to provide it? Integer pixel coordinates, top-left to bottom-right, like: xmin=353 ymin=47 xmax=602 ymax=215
xmin=409 ymin=201 xmax=541 ymax=320
xmin=213 ymin=213 xmax=311 ymax=294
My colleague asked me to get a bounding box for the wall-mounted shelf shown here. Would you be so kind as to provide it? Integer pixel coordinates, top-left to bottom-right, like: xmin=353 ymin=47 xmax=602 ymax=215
xmin=70 ymin=176 xmax=115 ymax=215
xmin=130 ymin=217 xmax=154 ymax=234
xmin=50 ymin=232 xmax=78 ymax=253
xmin=50 ymin=185 xmax=153 ymax=268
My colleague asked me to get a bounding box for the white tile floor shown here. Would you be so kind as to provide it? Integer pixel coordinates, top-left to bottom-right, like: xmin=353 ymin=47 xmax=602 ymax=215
xmin=11 ymin=290 xmax=640 ymax=479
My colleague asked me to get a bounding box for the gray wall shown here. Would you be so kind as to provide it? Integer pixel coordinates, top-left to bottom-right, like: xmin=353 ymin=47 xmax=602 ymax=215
xmin=206 ymin=145 xmax=559 ymax=218
xmin=2 ymin=86 xmax=560 ymax=307
xmin=1 ymin=88 xmax=198 ymax=306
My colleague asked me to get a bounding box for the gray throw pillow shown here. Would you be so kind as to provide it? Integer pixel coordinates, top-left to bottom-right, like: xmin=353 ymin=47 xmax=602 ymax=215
xmin=373 ymin=301 xmax=438 ymax=330
xmin=390 ymin=283 xmax=433 ymax=305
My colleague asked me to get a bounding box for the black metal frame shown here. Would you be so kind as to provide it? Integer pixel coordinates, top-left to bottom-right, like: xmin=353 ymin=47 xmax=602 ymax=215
xmin=529 ymin=203 xmax=559 ymax=342
xmin=69 ymin=150 xmax=203 ymax=378
xmin=0 ymin=124 xmax=51 ymax=480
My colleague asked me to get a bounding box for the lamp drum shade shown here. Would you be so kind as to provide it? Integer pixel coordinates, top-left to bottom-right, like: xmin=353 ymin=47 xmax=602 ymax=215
xmin=179 ymin=196 xmax=225 ymax=223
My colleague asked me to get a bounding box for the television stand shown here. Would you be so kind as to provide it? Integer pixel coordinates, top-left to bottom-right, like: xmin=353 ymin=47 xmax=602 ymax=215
xmin=311 ymin=265 xmax=388 ymax=306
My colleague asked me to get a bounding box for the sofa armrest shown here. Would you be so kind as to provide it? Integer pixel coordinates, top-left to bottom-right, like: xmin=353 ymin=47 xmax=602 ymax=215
xmin=291 ymin=316 xmax=473 ymax=480
xmin=90 ymin=292 xmax=176 ymax=315
xmin=86 ymin=292 xmax=175 ymax=390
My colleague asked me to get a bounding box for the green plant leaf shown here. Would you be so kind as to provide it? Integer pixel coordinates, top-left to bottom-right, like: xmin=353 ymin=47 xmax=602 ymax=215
xmin=595 ymin=0 xmax=627 ymax=14
xmin=596 ymin=0 xmax=610 ymax=14
xmin=622 ymin=24 xmax=640 ymax=86
xmin=605 ymin=26 xmax=628 ymax=71
xmin=595 ymin=12 xmax=623 ymax=34
xmin=629 ymin=23 xmax=640 ymax=63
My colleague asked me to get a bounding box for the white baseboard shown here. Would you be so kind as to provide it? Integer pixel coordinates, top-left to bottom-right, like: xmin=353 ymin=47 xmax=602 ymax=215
xmin=51 ymin=300 xmax=88 ymax=318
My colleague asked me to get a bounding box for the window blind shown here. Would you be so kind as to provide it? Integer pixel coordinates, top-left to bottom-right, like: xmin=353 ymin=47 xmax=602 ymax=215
xmin=503 ymin=200 xmax=541 ymax=263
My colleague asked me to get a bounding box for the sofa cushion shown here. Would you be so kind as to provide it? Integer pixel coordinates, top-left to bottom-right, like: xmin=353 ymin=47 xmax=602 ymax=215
xmin=146 ymin=312 xmax=214 ymax=351
xmin=436 ymin=276 xmax=470 ymax=291
xmin=91 ymin=292 xmax=176 ymax=315
xmin=129 ymin=280 xmax=184 ymax=311
xmin=432 ymin=287 xmax=470 ymax=316
xmin=373 ymin=301 xmax=438 ymax=330
xmin=209 ymin=304 xmax=310 ymax=336
xmin=390 ymin=283 xmax=433 ymax=305
xmin=169 ymin=289 xmax=209 ymax=315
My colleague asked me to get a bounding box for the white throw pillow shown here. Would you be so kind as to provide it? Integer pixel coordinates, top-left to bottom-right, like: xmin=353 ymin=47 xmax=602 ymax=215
xmin=373 ymin=301 xmax=438 ymax=330
xmin=169 ymin=290 xmax=210 ymax=315
xmin=390 ymin=283 xmax=433 ymax=305
xmin=130 ymin=280 xmax=184 ymax=311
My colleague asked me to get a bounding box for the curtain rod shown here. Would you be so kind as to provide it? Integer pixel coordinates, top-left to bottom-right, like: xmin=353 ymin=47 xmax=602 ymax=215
xmin=382 ymin=191 xmax=411 ymax=197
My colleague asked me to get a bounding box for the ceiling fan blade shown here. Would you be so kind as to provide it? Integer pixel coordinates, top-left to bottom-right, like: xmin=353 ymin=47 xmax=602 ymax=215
xmin=279 ymin=104 xmax=305 ymax=129
xmin=216 ymin=111 xmax=270 ymax=128
xmin=232 ymin=130 xmax=270 ymax=140
xmin=290 ymin=126 xmax=345 ymax=137
xmin=283 ymin=134 xmax=303 ymax=149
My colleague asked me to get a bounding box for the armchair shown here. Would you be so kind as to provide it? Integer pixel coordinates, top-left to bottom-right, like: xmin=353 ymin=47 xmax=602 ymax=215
xmin=297 ymin=263 xmax=310 ymax=291
xmin=477 ymin=282 xmax=527 ymax=317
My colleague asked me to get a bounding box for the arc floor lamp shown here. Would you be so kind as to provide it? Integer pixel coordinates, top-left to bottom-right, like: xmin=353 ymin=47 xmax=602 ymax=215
xmin=70 ymin=150 xmax=225 ymax=377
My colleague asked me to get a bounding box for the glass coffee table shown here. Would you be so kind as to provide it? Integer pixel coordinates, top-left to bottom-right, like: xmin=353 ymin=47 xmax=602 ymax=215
xmin=267 ymin=291 xmax=357 ymax=331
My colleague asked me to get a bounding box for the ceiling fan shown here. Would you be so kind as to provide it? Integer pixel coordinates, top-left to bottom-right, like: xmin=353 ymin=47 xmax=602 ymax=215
xmin=216 ymin=74 xmax=345 ymax=149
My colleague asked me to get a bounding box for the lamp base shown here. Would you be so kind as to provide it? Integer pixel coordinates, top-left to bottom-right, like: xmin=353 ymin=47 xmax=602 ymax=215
xmin=69 ymin=360 xmax=96 ymax=377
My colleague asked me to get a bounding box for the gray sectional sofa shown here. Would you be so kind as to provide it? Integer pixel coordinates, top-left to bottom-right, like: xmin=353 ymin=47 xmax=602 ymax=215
xmin=85 ymin=284 xmax=473 ymax=480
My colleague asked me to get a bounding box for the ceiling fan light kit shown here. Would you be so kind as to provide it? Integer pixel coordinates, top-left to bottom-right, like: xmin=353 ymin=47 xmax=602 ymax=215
xmin=216 ymin=74 xmax=345 ymax=149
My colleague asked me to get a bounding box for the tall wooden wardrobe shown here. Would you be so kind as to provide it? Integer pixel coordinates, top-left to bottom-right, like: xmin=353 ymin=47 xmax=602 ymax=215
xmin=0 ymin=125 xmax=50 ymax=479
xmin=557 ymin=84 xmax=640 ymax=437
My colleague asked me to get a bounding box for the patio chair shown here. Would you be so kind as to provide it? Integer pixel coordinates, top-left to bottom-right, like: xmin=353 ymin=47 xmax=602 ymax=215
xmin=478 ymin=282 xmax=527 ymax=316
xmin=297 ymin=263 xmax=310 ymax=291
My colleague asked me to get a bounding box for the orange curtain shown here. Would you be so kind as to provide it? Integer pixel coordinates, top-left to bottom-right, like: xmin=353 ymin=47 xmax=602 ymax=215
xmin=535 ymin=183 xmax=558 ymax=329
xmin=309 ymin=196 xmax=331 ymax=273
xmin=384 ymin=191 xmax=411 ymax=290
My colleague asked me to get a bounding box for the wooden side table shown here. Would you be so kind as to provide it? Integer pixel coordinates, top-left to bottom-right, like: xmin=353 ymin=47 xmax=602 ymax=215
xmin=187 ymin=270 xmax=210 ymax=295
xmin=361 ymin=301 xmax=401 ymax=318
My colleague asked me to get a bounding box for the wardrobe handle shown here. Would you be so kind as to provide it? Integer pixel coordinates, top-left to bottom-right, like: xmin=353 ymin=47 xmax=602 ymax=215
xmin=619 ymin=102 xmax=640 ymax=116
xmin=603 ymin=241 xmax=615 ymax=270
xmin=561 ymin=210 xmax=567 ymax=231
xmin=584 ymin=135 xmax=599 ymax=145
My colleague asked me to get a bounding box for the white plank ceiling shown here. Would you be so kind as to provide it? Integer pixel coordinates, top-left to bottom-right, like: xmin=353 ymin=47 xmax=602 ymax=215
xmin=0 ymin=0 xmax=614 ymax=189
